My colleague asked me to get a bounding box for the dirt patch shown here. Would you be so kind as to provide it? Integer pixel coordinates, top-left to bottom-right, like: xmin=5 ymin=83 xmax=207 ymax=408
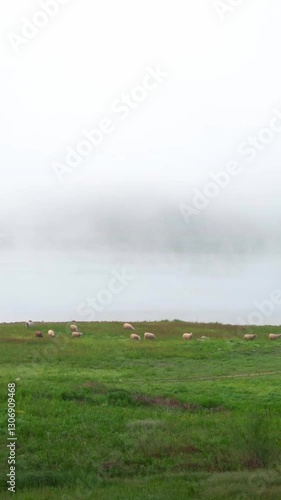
xmin=133 ymin=394 xmax=198 ymax=410
xmin=75 ymin=385 xmax=224 ymax=412
xmin=132 ymin=394 xmax=223 ymax=412
xmin=100 ymin=461 xmax=118 ymax=471
xmin=243 ymin=457 xmax=264 ymax=470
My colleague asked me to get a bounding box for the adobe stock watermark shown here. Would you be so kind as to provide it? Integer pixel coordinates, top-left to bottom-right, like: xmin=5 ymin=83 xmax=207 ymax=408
xmin=7 ymin=0 xmax=71 ymax=54
xmin=77 ymin=268 xmax=135 ymax=321
xmin=212 ymin=0 xmax=247 ymax=21
xmin=7 ymin=383 xmax=16 ymax=494
xmin=236 ymin=289 xmax=281 ymax=335
xmin=51 ymin=65 xmax=169 ymax=184
xmin=180 ymin=108 xmax=281 ymax=223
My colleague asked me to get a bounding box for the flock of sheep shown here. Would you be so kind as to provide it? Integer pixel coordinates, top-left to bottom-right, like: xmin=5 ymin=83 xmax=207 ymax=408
xmin=26 ymin=320 xmax=281 ymax=341
xmin=27 ymin=321 xmax=83 ymax=338
xmin=125 ymin=324 xmax=281 ymax=341
xmin=124 ymin=323 xmax=195 ymax=341
xmin=124 ymin=322 xmax=156 ymax=341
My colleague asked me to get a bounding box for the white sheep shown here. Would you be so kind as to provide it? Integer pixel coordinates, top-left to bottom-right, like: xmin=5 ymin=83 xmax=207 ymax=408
xmin=130 ymin=333 xmax=141 ymax=341
xmin=182 ymin=333 xmax=192 ymax=340
xmin=144 ymin=332 xmax=155 ymax=340
xmin=48 ymin=330 xmax=55 ymax=337
xmin=123 ymin=323 xmax=135 ymax=331
xmin=71 ymin=331 xmax=83 ymax=338
xmin=70 ymin=325 xmax=78 ymax=332
xmin=26 ymin=320 xmax=34 ymax=328
xmin=269 ymin=333 xmax=281 ymax=340
xmin=244 ymin=334 xmax=256 ymax=340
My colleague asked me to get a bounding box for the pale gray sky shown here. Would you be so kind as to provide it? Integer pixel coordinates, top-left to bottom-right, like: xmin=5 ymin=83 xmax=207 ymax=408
xmin=0 ymin=0 xmax=281 ymax=324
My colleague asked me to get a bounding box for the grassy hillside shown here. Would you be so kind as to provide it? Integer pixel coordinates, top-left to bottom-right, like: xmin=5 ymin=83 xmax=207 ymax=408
xmin=1 ymin=321 xmax=281 ymax=499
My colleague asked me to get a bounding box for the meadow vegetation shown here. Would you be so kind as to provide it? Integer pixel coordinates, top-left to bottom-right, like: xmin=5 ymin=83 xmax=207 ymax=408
xmin=1 ymin=321 xmax=281 ymax=499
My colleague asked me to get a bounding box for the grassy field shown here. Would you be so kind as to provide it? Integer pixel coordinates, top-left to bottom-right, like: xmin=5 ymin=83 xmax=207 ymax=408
xmin=1 ymin=320 xmax=281 ymax=499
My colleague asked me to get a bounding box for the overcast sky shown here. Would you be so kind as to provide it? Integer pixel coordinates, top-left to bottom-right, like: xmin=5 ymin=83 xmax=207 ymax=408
xmin=1 ymin=0 xmax=281 ymax=324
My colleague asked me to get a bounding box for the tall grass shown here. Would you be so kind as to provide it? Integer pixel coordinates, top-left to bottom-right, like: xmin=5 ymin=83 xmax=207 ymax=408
xmin=231 ymin=410 xmax=279 ymax=469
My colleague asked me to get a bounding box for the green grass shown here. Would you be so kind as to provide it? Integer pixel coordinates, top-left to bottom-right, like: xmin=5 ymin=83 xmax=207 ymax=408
xmin=1 ymin=320 xmax=281 ymax=499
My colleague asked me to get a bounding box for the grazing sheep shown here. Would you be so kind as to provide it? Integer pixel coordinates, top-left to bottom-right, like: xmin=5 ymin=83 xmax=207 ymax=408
xmin=123 ymin=323 xmax=135 ymax=331
xmin=35 ymin=331 xmax=43 ymax=338
xmin=70 ymin=325 xmax=78 ymax=332
xmin=144 ymin=332 xmax=155 ymax=340
xmin=244 ymin=334 xmax=256 ymax=340
xmin=269 ymin=333 xmax=281 ymax=340
xmin=71 ymin=331 xmax=83 ymax=338
xmin=130 ymin=333 xmax=141 ymax=341
xmin=48 ymin=330 xmax=55 ymax=337
xmin=182 ymin=333 xmax=193 ymax=340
